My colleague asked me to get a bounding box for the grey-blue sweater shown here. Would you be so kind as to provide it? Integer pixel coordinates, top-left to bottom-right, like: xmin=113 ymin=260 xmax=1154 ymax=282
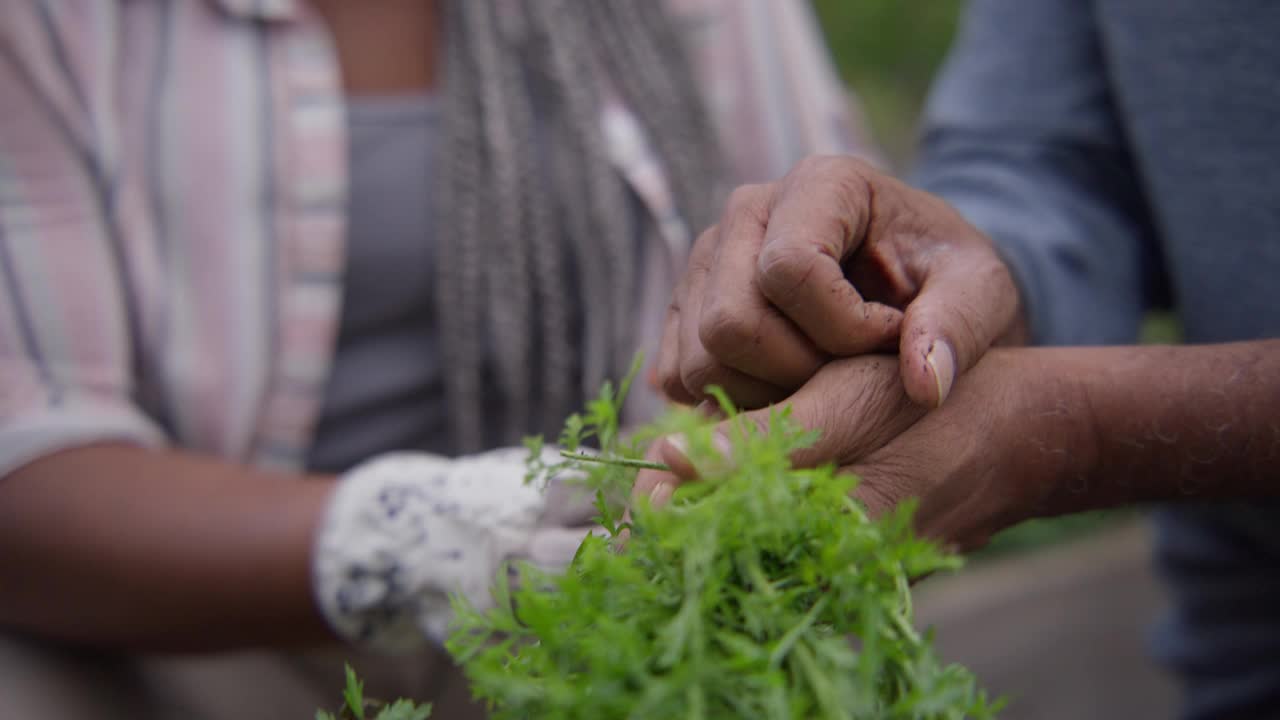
xmin=914 ymin=1 xmax=1280 ymax=717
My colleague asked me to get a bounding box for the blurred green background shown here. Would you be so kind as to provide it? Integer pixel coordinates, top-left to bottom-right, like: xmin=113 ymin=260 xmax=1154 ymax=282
xmin=811 ymin=0 xmax=964 ymax=169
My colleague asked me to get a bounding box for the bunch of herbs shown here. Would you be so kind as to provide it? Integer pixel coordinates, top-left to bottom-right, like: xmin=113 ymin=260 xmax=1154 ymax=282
xmin=446 ymin=363 xmax=1000 ymax=719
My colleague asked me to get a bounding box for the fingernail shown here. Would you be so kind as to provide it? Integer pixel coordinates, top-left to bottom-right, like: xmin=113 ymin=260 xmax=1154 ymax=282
xmin=925 ymin=340 xmax=955 ymax=407
xmin=648 ymin=482 xmax=673 ymax=507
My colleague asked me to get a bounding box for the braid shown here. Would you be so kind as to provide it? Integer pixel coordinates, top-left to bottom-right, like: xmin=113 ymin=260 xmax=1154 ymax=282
xmin=588 ymin=1 xmax=723 ymax=230
xmin=436 ymin=1 xmax=485 ymax=452
xmin=460 ymin=0 xmax=533 ymax=444
xmin=511 ymin=17 xmax=574 ymax=438
xmin=436 ymin=0 xmax=721 ymax=452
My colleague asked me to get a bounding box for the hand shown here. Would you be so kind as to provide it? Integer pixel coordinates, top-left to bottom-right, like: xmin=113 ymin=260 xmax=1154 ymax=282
xmin=635 ymin=354 xmax=928 ymax=508
xmin=313 ymin=447 xmax=597 ymax=650
xmin=640 ymin=349 xmax=1091 ymax=552
xmin=657 ymin=155 xmax=1023 ymax=411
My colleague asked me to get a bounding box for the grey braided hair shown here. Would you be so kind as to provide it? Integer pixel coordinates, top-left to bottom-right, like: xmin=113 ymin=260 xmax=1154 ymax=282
xmin=436 ymin=0 xmax=722 ymax=452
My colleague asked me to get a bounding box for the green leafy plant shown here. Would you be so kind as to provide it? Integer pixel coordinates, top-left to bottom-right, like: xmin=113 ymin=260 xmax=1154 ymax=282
xmin=446 ymin=361 xmax=1001 ymax=719
xmin=317 ymin=664 xmax=432 ymax=720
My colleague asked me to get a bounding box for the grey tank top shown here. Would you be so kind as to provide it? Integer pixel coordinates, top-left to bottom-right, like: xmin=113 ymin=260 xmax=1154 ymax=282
xmin=306 ymin=94 xmax=504 ymax=472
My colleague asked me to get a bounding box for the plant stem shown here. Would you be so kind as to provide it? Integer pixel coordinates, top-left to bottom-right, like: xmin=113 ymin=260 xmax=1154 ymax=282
xmin=559 ymin=450 xmax=670 ymax=472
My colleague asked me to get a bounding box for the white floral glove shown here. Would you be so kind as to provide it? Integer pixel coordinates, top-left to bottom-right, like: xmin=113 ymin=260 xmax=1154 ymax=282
xmin=312 ymin=447 xmax=596 ymax=652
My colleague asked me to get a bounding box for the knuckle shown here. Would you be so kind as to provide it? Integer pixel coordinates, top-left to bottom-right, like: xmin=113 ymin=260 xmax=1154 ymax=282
xmin=680 ymin=354 xmax=724 ymax=399
xmin=657 ymin=351 xmax=686 ymax=398
xmin=698 ymin=300 xmax=757 ymax=360
xmin=791 ymin=154 xmax=827 ymax=178
xmin=680 ymin=366 xmax=716 ymax=399
xmin=774 ymin=161 xmax=877 ymax=258
xmin=687 ymin=224 xmax=721 ymax=265
xmin=757 ymin=244 xmax=820 ymax=300
xmin=791 ymin=154 xmax=873 ymax=190
xmin=724 ymin=183 xmax=771 ymax=218
xmin=692 ymin=224 xmax=718 ymax=250
xmin=826 ymin=174 xmax=876 ymax=232
xmin=660 ymin=369 xmax=690 ymax=402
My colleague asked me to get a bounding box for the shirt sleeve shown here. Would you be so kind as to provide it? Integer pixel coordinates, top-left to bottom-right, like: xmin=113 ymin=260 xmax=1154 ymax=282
xmin=912 ymin=0 xmax=1168 ymax=346
xmin=0 ymin=6 xmax=165 ymax=477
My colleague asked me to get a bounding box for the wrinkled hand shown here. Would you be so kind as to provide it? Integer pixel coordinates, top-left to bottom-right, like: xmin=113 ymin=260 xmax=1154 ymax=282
xmin=657 ymin=155 xmax=1023 ymax=410
xmin=640 ymin=349 xmax=1091 ymax=552
xmin=636 ymin=354 xmax=926 ymax=507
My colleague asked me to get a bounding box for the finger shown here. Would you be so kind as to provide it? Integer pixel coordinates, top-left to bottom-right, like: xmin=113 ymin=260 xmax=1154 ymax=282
xmin=897 ymin=252 xmax=1018 ymax=407
xmin=622 ymin=445 xmax=677 ymax=545
xmin=658 ymin=229 xmax=714 ymax=404
xmin=656 ymin=302 xmax=697 ymax=405
xmin=672 ymin=356 xmax=925 ymax=479
xmin=629 ymin=429 xmax=735 ymax=520
xmin=678 ymin=348 xmax=789 ymax=410
xmin=526 ymin=525 xmax=604 ymax=571
xmin=662 ymin=226 xmax=713 ymax=403
xmin=630 ymin=443 xmax=681 ymax=510
xmin=656 ymin=432 xmax=734 ymax=481
xmin=677 ymin=236 xmax=790 ymax=408
xmin=699 ymin=184 xmax=827 ymax=390
xmin=751 ymin=357 xmax=925 ymax=470
xmin=756 ymin=156 xmax=904 ymax=355
xmin=636 ymin=356 xmax=924 ymax=522
xmin=540 ymin=477 xmax=601 ymax=527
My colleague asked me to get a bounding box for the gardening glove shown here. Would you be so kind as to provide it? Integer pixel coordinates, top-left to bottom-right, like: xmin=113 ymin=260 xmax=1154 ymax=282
xmin=312 ymin=447 xmax=597 ymax=652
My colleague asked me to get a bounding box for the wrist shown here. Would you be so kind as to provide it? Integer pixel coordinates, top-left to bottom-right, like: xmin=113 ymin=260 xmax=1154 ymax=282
xmin=1059 ymin=341 xmax=1280 ymax=505
xmin=984 ymin=348 xmax=1101 ymax=522
xmin=1016 ymin=347 xmax=1129 ymax=520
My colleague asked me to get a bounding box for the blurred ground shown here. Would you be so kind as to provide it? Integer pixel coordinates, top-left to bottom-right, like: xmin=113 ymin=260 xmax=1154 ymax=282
xmin=914 ymin=520 xmax=1181 ymax=720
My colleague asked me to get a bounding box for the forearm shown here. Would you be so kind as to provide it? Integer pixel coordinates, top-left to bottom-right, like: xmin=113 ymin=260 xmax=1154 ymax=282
xmin=1045 ymin=340 xmax=1280 ymax=513
xmin=0 ymin=444 xmax=337 ymax=652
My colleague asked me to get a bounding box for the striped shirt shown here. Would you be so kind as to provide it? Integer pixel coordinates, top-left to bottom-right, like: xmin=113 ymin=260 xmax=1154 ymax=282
xmin=0 ymin=0 xmax=872 ymax=475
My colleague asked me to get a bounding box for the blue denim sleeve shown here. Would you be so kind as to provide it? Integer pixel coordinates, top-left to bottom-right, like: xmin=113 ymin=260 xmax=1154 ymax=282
xmin=911 ymin=0 xmax=1164 ymax=346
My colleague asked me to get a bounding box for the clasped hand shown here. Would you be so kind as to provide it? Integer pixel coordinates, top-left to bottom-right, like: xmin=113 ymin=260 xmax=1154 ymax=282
xmin=640 ymin=156 xmax=1083 ymax=550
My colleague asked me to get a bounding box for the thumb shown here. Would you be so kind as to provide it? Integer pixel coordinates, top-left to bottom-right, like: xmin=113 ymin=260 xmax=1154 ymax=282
xmin=898 ymin=257 xmax=1017 ymax=408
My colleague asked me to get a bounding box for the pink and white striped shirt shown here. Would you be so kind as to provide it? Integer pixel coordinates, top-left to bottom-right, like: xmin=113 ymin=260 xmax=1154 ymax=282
xmin=0 ymin=0 xmax=873 ymax=475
